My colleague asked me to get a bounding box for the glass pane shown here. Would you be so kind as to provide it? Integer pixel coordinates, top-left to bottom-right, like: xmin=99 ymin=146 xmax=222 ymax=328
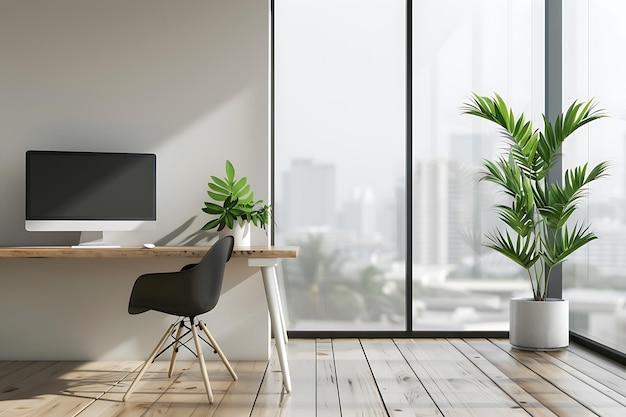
xmin=274 ymin=0 xmax=406 ymax=330
xmin=411 ymin=0 xmax=543 ymax=331
xmin=563 ymin=0 xmax=626 ymax=353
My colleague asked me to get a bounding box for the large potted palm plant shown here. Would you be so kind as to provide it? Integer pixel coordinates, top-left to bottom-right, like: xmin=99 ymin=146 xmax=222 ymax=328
xmin=461 ymin=93 xmax=608 ymax=350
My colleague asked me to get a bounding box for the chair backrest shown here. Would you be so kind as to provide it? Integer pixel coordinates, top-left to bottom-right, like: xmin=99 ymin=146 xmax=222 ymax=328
xmin=183 ymin=235 xmax=235 ymax=315
xmin=128 ymin=235 xmax=234 ymax=317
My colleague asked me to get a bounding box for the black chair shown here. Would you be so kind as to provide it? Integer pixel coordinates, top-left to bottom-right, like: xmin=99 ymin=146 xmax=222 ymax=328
xmin=123 ymin=236 xmax=238 ymax=403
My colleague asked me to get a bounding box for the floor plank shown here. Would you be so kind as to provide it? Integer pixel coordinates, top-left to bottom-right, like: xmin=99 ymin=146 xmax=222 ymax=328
xmin=248 ymin=344 xmax=290 ymax=417
xmin=0 ymin=338 xmax=623 ymax=417
xmin=451 ymin=339 xmax=557 ymax=417
xmin=142 ymin=359 xmax=233 ymax=417
xmin=492 ymin=339 xmax=625 ymax=417
xmin=475 ymin=339 xmax=599 ymax=417
xmin=282 ymin=339 xmax=317 ymax=417
xmin=209 ymin=359 xmax=268 ymax=417
xmin=250 ymin=340 xmax=317 ymax=417
xmin=565 ymin=344 xmax=626 ymax=386
xmin=97 ymin=360 xmax=189 ymax=416
xmin=0 ymin=361 xmax=137 ymax=417
xmin=0 ymin=361 xmax=58 ymax=395
xmin=315 ymin=339 xmax=341 ymax=417
xmin=397 ymin=338 xmax=529 ymax=417
xmin=541 ymin=350 xmax=626 ymax=406
xmin=332 ymin=339 xmax=387 ymax=417
xmin=362 ymin=338 xmax=442 ymax=416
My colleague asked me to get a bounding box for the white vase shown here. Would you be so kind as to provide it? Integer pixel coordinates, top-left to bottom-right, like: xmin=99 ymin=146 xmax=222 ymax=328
xmin=509 ymin=297 xmax=569 ymax=351
xmin=219 ymin=221 xmax=251 ymax=247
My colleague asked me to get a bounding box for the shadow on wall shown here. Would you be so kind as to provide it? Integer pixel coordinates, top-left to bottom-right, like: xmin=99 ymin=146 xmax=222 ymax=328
xmin=154 ymin=216 xmax=219 ymax=247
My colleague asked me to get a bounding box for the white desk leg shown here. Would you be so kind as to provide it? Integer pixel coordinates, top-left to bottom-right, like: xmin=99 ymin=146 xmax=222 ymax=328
xmin=248 ymin=258 xmax=292 ymax=393
xmin=272 ymin=269 xmax=289 ymax=343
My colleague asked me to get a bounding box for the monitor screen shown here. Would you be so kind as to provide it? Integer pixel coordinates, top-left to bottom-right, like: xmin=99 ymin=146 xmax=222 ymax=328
xmin=25 ymin=151 xmax=156 ymax=235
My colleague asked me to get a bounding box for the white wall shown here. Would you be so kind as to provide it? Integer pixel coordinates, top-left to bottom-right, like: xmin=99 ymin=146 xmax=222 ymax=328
xmin=0 ymin=0 xmax=271 ymax=360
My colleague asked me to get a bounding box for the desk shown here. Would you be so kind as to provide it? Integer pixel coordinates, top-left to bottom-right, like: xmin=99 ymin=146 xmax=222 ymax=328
xmin=0 ymin=245 xmax=298 ymax=392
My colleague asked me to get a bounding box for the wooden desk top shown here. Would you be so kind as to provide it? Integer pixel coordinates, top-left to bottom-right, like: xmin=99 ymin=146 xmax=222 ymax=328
xmin=0 ymin=246 xmax=299 ymax=259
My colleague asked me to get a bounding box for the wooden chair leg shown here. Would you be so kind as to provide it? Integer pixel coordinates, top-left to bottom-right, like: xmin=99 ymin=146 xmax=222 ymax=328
xmin=168 ymin=321 xmax=185 ymax=378
xmin=123 ymin=323 xmax=176 ymax=402
xmin=198 ymin=320 xmax=238 ymax=381
xmin=191 ymin=320 xmax=214 ymax=403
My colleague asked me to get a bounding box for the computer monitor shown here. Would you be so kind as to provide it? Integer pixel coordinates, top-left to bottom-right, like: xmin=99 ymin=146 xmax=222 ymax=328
xmin=25 ymin=150 xmax=156 ymax=247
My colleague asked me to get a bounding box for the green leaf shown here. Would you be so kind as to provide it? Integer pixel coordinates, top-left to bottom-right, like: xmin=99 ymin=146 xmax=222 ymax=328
xmin=238 ymin=191 xmax=254 ymax=205
xmin=210 ymin=175 xmax=229 ymax=191
xmin=201 ymin=218 xmax=222 ymax=230
xmin=202 ymin=202 xmax=224 ymax=214
xmin=232 ymin=180 xmax=251 ymax=199
xmin=207 ymin=190 xmax=227 ymax=201
xmin=225 ymin=213 xmax=234 ymax=229
xmin=543 ymin=223 xmax=598 ymax=267
xmin=225 ymin=160 xmax=235 ymax=183
xmin=484 ymin=229 xmax=539 ymax=270
xmin=208 ymin=181 xmax=229 ymax=195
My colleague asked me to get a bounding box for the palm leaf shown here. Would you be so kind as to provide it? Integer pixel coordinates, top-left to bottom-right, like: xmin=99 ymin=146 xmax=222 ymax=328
xmin=542 ymin=223 xmax=598 ymax=267
xmin=484 ymin=229 xmax=539 ymax=270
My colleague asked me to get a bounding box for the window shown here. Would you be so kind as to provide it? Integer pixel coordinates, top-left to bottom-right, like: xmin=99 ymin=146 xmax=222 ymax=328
xmin=274 ymin=0 xmax=406 ymax=330
xmin=275 ymin=0 xmax=542 ymax=333
xmin=275 ymin=1 xmax=626 ymax=356
xmin=411 ymin=0 xmax=543 ymax=331
xmin=563 ymin=0 xmax=626 ymax=353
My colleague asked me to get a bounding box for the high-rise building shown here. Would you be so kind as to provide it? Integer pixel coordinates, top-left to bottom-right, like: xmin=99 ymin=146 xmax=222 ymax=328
xmin=413 ymin=159 xmax=450 ymax=266
xmin=412 ymin=135 xmax=497 ymax=271
xmin=343 ymin=186 xmax=376 ymax=241
xmin=281 ymin=159 xmax=336 ymax=230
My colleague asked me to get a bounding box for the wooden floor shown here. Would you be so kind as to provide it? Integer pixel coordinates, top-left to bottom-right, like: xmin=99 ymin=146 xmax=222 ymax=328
xmin=0 ymin=338 xmax=625 ymax=416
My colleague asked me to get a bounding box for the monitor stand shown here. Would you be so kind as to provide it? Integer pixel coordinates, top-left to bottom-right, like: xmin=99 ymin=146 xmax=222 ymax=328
xmin=72 ymin=231 xmax=121 ymax=248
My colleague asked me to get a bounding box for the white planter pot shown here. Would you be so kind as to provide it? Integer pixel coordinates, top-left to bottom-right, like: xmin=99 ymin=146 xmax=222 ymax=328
xmin=509 ymin=297 xmax=569 ymax=351
xmin=219 ymin=221 xmax=251 ymax=247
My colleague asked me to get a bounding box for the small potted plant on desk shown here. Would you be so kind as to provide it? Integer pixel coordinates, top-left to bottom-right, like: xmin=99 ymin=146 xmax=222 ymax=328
xmin=461 ymin=93 xmax=608 ymax=350
xmin=201 ymin=160 xmax=271 ymax=247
